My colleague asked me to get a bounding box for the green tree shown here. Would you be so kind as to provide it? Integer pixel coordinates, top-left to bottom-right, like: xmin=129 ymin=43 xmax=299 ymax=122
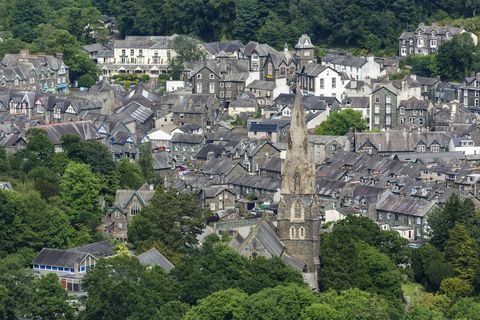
xmin=232 ymin=0 xmax=261 ymax=43
xmin=82 ymin=255 xmax=175 ymax=320
xmin=315 ymin=109 xmax=368 ymax=136
xmin=60 ymin=162 xmax=101 ymax=229
xmin=411 ymin=244 xmax=454 ymax=291
xmin=256 ymin=13 xmax=296 ymax=50
xmin=29 ymin=273 xmax=73 ymax=320
xmin=448 ymin=297 xmax=480 ymax=319
xmin=9 ymin=0 xmax=47 ymax=42
xmin=440 ymin=277 xmax=473 ymax=298
xmin=0 ymin=190 xmax=24 ymax=254
xmin=437 ymin=33 xmax=476 ymax=81
xmin=28 ymin=167 xmax=60 ymax=199
xmin=404 ymin=306 xmax=446 ymax=320
xmin=405 ymin=55 xmax=439 ymax=77
xmin=303 ymin=289 xmax=392 ymax=320
xmin=168 ymin=35 xmax=205 ymax=80
xmin=116 ymin=157 xmax=144 ymax=189
xmin=243 ymin=284 xmax=317 ymax=320
xmin=139 ymin=143 xmax=156 ymax=184
xmin=184 ymin=289 xmax=247 ymax=320
xmin=154 ymin=301 xmax=190 ymax=320
xmin=428 ymin=194 xmax=476 ymax=250
xmin=170 ymin=236 xmax=303 ymax=304
xmin=128 ymin=188 xmax=205 ymax=253
xmin=0 ymin=252 xmax=34 ymax=319
xmin=320 ymin=233 xmax=403 ymax=312
xmin=0 ymin=37 xmax=26 ymax=59
xmin=14 ymin=129 xmax=54 ymax=173
xmin=444 ymin=224 xmax=480 ymax=282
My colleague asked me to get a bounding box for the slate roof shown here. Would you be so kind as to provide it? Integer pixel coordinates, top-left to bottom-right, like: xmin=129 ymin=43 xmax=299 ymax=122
xmin=229 ymin=174 xmax=281 ymax=191
xmin=243 ymin=41 xmax=277 ymax=57
xmin=202 ymin=40 xmax=244 ymax=55
xmin=33 ymin=248 xmax=90 ymax=268
xmin=200 ymin=157 xmax=240 ymax=176
xmin=274 ymin=94 xmax=338 ymax=109
xmin=152 ymin=152 xmax=171 ymax=170
xmin=343 ymin=97 xmax=369 ymax=109
xmin=299 ymin=64 xmax=329 ymax=77
xmin=295 ymin=34 xmax=315 ymax=49
xmin=376 ymin=191 xmax=436 ymax=217
xmin=247 ymin=80 xmax=276 ymax=91
xmin=69 ymin=240 xmax=114 ymax=258
xmin=399 ymin=97 xmax=429 ymax=110
xmin=37 ymin=121 xmax=102 ymax=145
xmin=259 ymin=157 xmax=282 ymax=173
xmin=137 ymin=248 xmax=174 ymax=272
xmin=355 ymin=131 xmax=449 ymax=152
xmin=114 ymin=35 xmax=177 ymax=49
xmin=239 ymin=219 xmax=284 ymax=256
xmin=416 ymin=76 xmax=440 ymax=87
xmin=171 ymin=132 xmax=204 ymax=144
xmin=114 ymin=188 xmax=155 ymax=209
xmin=196 ymin=143 xmax=226 ymax=160
xmin=322 ymin=51 xmax=368 ymax=68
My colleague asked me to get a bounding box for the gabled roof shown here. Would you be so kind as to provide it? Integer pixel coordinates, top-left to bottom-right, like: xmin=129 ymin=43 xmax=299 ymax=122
xmin=114 ymin=188 xmax=155 ymax=209
xmin=32 ymin=248 xmax=91 ymax=268
xmin=355 ymin=131 xmax=449 ymax=152
xmin=299 ymin=64 xmax=330 ymax=77
xmin=137 ymin=248 xmax=174 ymax=272
xmin=399 ymin=97 xmax=429 ymax=110
xmin=295 ymin=34 xmax=314 ymax=49
xmin=171 ymin=132 xmax=204 ymax=144
xmin=376 ymin=191 xmax=436 ymax=217
xmin=37 ymin=121 xmax=102 ymax=145
xmin=69 ymin=240 xmax=114 ymax=258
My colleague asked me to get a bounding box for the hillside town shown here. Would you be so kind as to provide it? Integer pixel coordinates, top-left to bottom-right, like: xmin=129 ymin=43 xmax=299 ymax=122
xmin=3 ymin=2 xmax=480 ymax=318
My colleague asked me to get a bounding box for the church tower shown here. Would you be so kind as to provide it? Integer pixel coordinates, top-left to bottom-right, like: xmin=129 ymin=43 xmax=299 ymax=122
xmin=276 ymin=83 xmax=321 ymax=288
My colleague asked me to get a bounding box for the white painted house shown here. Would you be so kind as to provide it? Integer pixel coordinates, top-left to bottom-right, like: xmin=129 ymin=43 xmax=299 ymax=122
xmin=297 ymin=64 xmax=348 ymax=99
xmin=449 ymin=137 xmax=480 ymax=155
xmin=321 ymin=52 xmax=385 ymax=80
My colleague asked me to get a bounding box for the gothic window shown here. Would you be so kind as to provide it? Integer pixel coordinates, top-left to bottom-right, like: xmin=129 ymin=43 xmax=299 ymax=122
xmin=291 ymin=201 xmax=304 ymax=222
xmin=289 ymin=226 xmax=296 ymax=239
xmin=130 ymin=202 xmax=141 ymax=216
xmin=298 ymin=226 xmax=305 ymax=239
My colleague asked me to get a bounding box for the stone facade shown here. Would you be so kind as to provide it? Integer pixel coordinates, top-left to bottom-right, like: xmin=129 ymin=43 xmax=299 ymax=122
xmin=399 ymin=23 xmax=477 ymax=57
xmin=370 ymin=86 xmax=398 ymax=131
xmin=0 ymin=50 xmax=69 ymax=93
xmin=459 ymin=74 xmax=480 ymax=110
xmin=276 ymin=85 xmax=322 ymax=288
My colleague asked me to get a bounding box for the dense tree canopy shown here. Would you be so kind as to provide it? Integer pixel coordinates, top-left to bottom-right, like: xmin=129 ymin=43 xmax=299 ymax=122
xmin=315 ymin=109 xmax=368 ymax=136
xmin=128 ymin=187 xmax=206 ymax=254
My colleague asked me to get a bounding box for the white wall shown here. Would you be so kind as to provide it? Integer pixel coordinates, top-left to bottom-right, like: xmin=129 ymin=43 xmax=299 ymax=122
xmin=166 ymin=81 xmax=185 ymax=92
xmin=273 ymin=78 xmax=290 ymax=100
xmin=311 ymin=68 xmax=346 ymax=98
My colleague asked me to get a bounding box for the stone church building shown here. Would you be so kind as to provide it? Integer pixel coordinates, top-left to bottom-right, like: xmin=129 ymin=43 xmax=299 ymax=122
xmin=228 ymin=85 xmax=322 ymax=289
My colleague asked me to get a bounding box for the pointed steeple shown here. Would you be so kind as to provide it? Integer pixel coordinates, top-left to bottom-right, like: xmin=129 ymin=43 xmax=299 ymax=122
xmin=281 ymin=83 xmax=316 ymax=195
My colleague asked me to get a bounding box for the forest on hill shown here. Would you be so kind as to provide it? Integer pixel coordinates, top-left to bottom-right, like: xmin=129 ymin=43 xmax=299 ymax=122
xmin=97 ymin=0 xmax=480 ymax=53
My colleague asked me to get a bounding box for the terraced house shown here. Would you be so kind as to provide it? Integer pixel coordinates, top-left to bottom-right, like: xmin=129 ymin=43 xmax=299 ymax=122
xmin=399 ymin=23 xmax=478 ymax=56
xmin=0 ymin=50 xmax=69 ymax=93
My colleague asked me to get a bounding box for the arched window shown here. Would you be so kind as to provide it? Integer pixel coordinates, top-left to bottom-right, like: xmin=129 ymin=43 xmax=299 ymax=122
xmin=130 ymin=202 xmax=141 ymax=216
xmin=291 ymin=201 xmax=304 ymax=221
xmin=299 ymin=226 xmax=305 ymax=239
xmin=289 ymin=226 xmax=296 ymax=239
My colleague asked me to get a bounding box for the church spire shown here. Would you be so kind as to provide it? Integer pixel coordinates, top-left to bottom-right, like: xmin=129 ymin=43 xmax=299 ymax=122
xmin=281 ymin=83 xmax=316 ymax=195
